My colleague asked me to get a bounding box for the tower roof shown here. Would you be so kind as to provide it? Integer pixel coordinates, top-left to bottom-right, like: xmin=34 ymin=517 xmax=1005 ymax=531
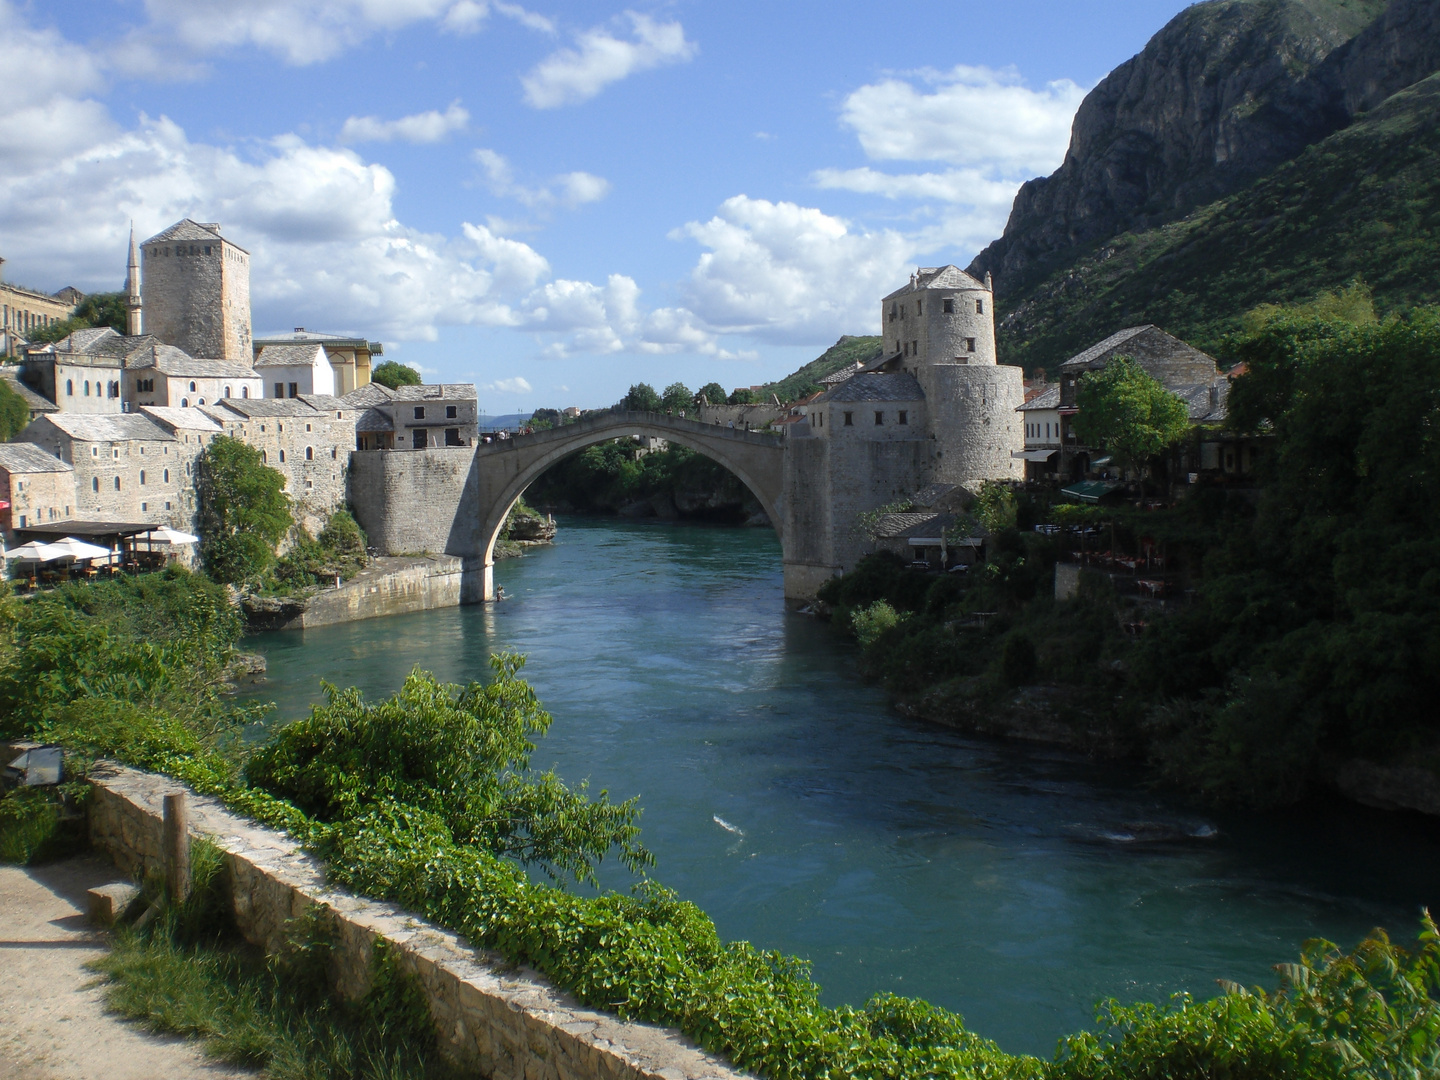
xmin=141 ymin=219 xmax=249 ymax=255
xmin=882 ymin=265 xmax=987 ymax=301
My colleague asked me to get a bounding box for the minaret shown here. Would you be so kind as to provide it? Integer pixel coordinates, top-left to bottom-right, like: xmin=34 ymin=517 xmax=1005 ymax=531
xmin=125 ymin=223 xmax=142 ymax=336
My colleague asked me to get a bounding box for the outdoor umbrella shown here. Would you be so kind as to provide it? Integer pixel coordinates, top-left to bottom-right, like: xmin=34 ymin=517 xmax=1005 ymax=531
xmin=138 ymin=527 xmax=199 ymax=545
xmin=5 ymin=540 xmax=63 ymax=563
xmin=46 ymin=537 xmax=114 ymax=560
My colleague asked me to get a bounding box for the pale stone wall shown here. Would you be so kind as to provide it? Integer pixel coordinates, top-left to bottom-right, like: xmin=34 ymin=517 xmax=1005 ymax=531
xmin=1 ymin=466 xmax=76 ymax=531
xmin=86 ymin=764 xmax=748 ymax=1080
xmin=293 ymin=555 xmax=469 ymax=627
xmin=921 ymin=365 xmax=1025 ymax=486
xmin=349 ymin=446 xmax=477 ymax=556
xmin=260 ymin=363 xmax=335 ymax=399
xmin=48 ymin=360 xmax=125 ymax=413
xmin=141 ymin=235 xmax=252 ymax=361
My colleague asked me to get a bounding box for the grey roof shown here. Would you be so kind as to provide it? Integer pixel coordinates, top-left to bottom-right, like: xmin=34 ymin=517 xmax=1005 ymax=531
xmin=253 ymin=330 xmax=383 ymax=353
xmin=1174 ymin=380 xmax=1230 ymax=423
xmin=124 ymin=342 xmax=258 ymax=379
xmin=0 ymin=370 xmax=58 ymax=413
xmin=356 ymin=408 xmax=394 ymax=433
xmin=207 ymin=397 xmax=323 ymax=419
xmin=139 ymin=406 xmax=224 ymax=432
xmin=0 ymin=442 xmax=72 ymax=473
xmin=820 ymin=362 xmax=864 ymax=385
xmin=390 ymin=383 xmax=477 ymax=401
xmin=298 ymin=394 xmax=349 ymax=412
xmin=142 ymin=219 xmax=248 ymax=254
xmin=254 ymin=343 xmax=328 ymax=368
xmin=1017 ymin=385 xmax=1061 ymax=411
xmin=882 ymin=265 xmax=987 ymax=301
xmin=822 ymin=372 xmax=925 ymax=403
xmin=56 ymin=328 xmax=121 ymax=353
xmin=870 ymin=512 xmax=962 ymax=540
xmin=37 ymin=413 xmax=174 ymax=443
xmin=1059 ymin=327 xmax=1155 ymax=370
xmin=911 ymin=483 xmax=958 ymax=508
xmin=340 ymin=382 xmax=395 ymax=408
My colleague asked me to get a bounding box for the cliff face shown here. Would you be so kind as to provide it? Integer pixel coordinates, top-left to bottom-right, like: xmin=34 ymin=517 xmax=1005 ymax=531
xmin=968 ymin=0 xmax=1387 ymax=292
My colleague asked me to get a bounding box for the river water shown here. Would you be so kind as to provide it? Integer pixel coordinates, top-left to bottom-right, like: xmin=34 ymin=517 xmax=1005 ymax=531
xmin=242 ymin=517 xmax=1440 ymax=1057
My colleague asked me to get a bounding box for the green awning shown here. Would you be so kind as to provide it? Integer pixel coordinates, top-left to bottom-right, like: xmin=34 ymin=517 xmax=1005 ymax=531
xmin=1061 ymin=480 xmax=1123 ymax=504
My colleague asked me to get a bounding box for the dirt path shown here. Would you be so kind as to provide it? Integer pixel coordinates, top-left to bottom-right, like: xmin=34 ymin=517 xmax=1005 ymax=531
xmin=0 ymin=854 xmax=255 ymax=1080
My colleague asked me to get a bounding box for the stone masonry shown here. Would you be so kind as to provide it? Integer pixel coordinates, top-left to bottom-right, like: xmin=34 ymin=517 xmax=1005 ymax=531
xmin=87 ymin=763 xmax=751 ymax=1080
xmin=140 ymin=220 xmax=252 ymax=362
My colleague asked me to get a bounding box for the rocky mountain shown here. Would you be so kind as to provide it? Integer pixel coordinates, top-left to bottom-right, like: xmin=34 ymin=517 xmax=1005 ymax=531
xmin=969 ymin=0 xmax=1440 ymax=297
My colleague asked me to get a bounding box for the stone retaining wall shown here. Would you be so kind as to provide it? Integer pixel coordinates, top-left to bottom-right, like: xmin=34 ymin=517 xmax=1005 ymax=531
xmin=87 ymin=763 xmax=748 ymax=1080
xmin=295 ymin=554 xmax=475 ymax=628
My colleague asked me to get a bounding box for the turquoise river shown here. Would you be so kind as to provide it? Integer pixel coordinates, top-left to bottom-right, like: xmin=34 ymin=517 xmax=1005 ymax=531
xmin=242 ymin=516 xmax=1440 ymax=1057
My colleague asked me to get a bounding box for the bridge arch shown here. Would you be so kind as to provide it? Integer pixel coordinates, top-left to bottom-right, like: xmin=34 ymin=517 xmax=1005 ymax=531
xmin=474 ymin=411 xmax=786 ymax=599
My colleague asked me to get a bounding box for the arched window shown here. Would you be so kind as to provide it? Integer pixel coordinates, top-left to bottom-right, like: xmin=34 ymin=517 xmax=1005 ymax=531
xmin=198 ymin=398 xmax=205 ymax=405
xmin=260 ymin=451 xmax=267 ymax=463
xmin=83 ymin=381 xmax=90 ymax=397
xmin=279 ymin=449 xmax=286 ymax=463
xmin=181 ymin=398 xmax=188 ymax=407
xmin=66 ymin=379 xmax=73 ymax=396
xmin=163 ymin=469 xmax=170 ymax=483
xmin=92 ymin=477 xmax=99 ymax=492
xmin=224 ymin=386 xmax=231 ymax=397
xmin=305 ymin=446 xmax=313 ymax=460
xmin=113 ymin=476 xmax=120 ymax=490
xmin=189 ymin=381 xmax=197 ymax=392
xmin=241 ymin=386 xmax=249 ymax=398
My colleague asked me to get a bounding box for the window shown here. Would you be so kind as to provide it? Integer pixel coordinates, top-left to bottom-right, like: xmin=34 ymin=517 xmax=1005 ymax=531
xmin=261 ymin=451 xmax=267 ymax=463
xmin=83 ymin=381 xmax=90 ymax=397
xmin=279 ymin=449 xmax=286 ymax=463
xmin=141 ymin=502 xmax=147 ymax=512
xmin=965 ymin=338 xmax=976 ymax=352
xmin=843 ymin=411 xmax=853 ymax=426
xmin=413 ymin=406 xmax=425 ymax=420
xmin=305 ymin=423 xmax=312 ymax=432
xmin=277 ymin=423 xmax=283 ymax=433
xmin=413 ymin=431 xmax=427 ymax=449
xmin=916 ymin=300 xmax=922 ymax=315
xmin=163 ymin=469 xmax=169 ymax=482
xmin=274 ymin=383 xmax=284 ymax=398
xmin=18 ymin=516 xmax=23 ymax=528
xmin=66 ymin=379 xmax=73 ymax=396
xmin=113 ymin=476 xmax=120 ymax=490
xmin=288 ymin=383 xmax=298 ymax=398
xmin=113 ymin=448 xmax=119 ymax=459
xmin=305 ymin=479 xmax=313 ymax=490
xmin=241 ymin=386 xmax=249 ymax=398
xmin=943 ymin=298 xmax=954 ymax=314
xmin=331 ymin=448 xmax=338 ymax=459
xmin=874 ymin=411 xmax=884 ymax=426
xmin=181 ymin=398 xmax=188 ymax=407
xmin=446 ymin=405 xmax=457 ymax=419
xmin=198 ymin=398 xmax=205 ymax=405
xmin=189 ymin=381 xmax=197 ymax=392
xmin=445 ymin=428 xmax=462 ymax=446
xmin=976 ymin=299 xmax=984 ymax=314
xmin=139 ymin=470 xmax=146 ymax=485
xmin=165 ymin=501 xmax=171 ymax=510
xmin=305 ymin=446 xmax=313 ymax=460
xmin=898 ymin=410 xmax=908 ymax=425
xmin=91 ymin=446 xmax=98 ymax=457
xmin=224 ymin=386 xmax=231 ymax=397
xmin=92 ymin=477 xmax=99 ymax=492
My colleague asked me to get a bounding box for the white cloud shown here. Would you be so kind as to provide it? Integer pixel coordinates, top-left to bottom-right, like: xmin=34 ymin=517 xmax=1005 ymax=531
xmin=521 ymin=12 xmax=696 ymax=109
xmin=840 ymin=65 xmax=1084 ymax=173
xmin=481 ymin=376 xmax=533 ymax=394
xmin=472 ymin=149 xmax=611 ymax=210
xmin=339 ymin=101 xmax=469 ymax=144
xmin=812 ymin=166 xmax=1017 ymax=207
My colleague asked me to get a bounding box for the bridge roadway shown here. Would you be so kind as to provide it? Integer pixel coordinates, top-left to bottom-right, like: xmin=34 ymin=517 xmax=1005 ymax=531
xmin=350 ymin=411 xmax=788 ymax=602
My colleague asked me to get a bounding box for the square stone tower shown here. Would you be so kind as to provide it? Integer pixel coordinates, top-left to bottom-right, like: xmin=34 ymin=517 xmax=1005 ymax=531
xmin=140 ymin=220 xmax=251 ymax=361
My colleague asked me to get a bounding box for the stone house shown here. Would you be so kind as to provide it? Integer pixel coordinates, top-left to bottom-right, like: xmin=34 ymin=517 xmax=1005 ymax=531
xmin=255 ymin=342 xmax=336 ymax=399
xmin=342 ymin=382 xmax=478 ymax=450
xmin=124 ymin=340 xmax=262 ymax=408
xmin=16 ymin=412 xmax=200 ymax=528
xmin=19 ymin=328 xmax=127 ymax=413
xmin=0 ymin=442 xmax=76 ymax=534
xmin=201 ymin=396 xmax=356 ymax=533
xmin=252 ymin=329 xmax=380 ymax=396
xmin=0 ymin=257 xmax=80 ymax=356
xmin=1015 ymin=384 xmax=1062 ymax=479
xmin=139 ymin=220 xmax=252 ymax=362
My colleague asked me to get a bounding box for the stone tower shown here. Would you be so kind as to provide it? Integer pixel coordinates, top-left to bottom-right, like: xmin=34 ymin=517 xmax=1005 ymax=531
xmin=139 ymin=220 xmax=251 ymax=360
xmin=880 ymin=266 xmax=1023 ymax=486
xmin=125 ymin=224 xmax=142 ymax=336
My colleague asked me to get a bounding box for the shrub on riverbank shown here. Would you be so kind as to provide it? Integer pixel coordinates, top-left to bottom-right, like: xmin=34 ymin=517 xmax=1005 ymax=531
xmin=4 ymin=571 xmax=1440 ymax=1080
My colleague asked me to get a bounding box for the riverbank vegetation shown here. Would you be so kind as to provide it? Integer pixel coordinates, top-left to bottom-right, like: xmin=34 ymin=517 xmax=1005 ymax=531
xmin=3 ymin=564 xmax=1440 ymax=1078
xmin=823 ymin=300 xmax=1440 ymax=808
xmin=529 ymin=441 xmax=764 ymax=522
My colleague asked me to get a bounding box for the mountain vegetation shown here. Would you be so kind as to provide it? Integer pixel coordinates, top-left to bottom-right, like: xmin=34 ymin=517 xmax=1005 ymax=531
xmin=758 ymin=335 xmax=882 ymax=403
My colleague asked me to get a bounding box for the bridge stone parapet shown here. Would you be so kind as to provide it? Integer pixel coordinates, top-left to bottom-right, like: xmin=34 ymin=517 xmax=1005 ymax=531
xmin=350 ymin=411 xmax=789 ymax=602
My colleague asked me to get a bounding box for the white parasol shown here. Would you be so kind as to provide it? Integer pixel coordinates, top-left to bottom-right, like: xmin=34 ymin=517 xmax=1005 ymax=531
xmin=46 ymin=537 xmax=114 ymax=561
xmin=137 ymin=526 xmax=199 ymax=545
xmin=6 ymin=540 xmax=64 ymax=563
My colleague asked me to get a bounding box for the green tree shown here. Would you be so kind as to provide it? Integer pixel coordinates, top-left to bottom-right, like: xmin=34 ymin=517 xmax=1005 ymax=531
xmin=727 ymin=387 xmax=761 ymax=405
xmin=620 ymin=383 xmax=662 ymax=411
xmin=195 ymin=437 xmax=293 ymax=584
xmin=370 ymin=361 xmax=422 ymax=389
xmin=26 ymin=292 xmax=128 ymax=345
xmin=1073 ymin=356 xmax=1190 ymax=476
xmin=0 ymin=380 xmax=31 ymax=440
xmin=661 ymin=381 xmax=692 ymax=412
xmin=697 ymin=381 xmax=726 ymax=405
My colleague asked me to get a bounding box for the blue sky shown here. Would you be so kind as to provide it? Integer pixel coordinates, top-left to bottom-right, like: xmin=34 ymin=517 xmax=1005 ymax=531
xmin=2 ymin=0 xmax=1191 ymax=410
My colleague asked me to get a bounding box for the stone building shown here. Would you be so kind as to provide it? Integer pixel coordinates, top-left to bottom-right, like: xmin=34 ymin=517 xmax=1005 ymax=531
xmin=254 ymin=342 xmax=335 ymax=398
xmin=780 ymin=266 xmax=1025 ymax=595
xmin=125 ymin=340 xmax=262 ymax=408
xmin=19 ymin=329 xmax=127 ymax=414
xmin=140 ymin=220 xmax=252 ymax=362
xmin=0 ymin=256 xmax=80 ymax=356
xmin=0 ymin=442 xmax=76 ymax=534
xmin=201 ymin=396 xmax=356 ymax=532
xmin=341 ymin=382 xmax=478 ymax=450
xmin=1016 ymin=384 xmax=1062 ymax=479
xmin=253 ymin=329 xmax=379 ymax=396
xmin=0 ymin=368 xmax=59 ymax=422
xmin=16 ymin=412 xmax=202 ymax=528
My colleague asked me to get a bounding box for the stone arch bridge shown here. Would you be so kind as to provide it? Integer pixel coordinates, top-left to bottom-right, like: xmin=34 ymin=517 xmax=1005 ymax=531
xmin=350 ymin=411 xmax=788 ymax=602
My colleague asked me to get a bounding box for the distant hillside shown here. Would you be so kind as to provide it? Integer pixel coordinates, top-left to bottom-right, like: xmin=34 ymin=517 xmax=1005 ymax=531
xmin=994 ymin=70 xmax=1440 ymax=371
xmin=760 ymin=335 xmax=883 ymax=402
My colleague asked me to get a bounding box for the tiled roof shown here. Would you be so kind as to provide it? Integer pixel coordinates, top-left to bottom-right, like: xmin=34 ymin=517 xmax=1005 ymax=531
xmin=882 ymin=265 xmax=987 ymax=301
xmin=820 ymin=362 xmax=863 ymax=385
xmin=0 ymin=442 xmax=72 ymax=473
xmin=822 ymin=372 xmax=924 ymax=403
xmin=1174 ymin=380 xmax=1230 ymax=423
xmin=356 ymin=408 xmax=394 ymax=433
xmin=123 ymin=343 xmax=258 ymax=380
xmin=141 ymin=219 xmax=247 ymax=253
xmin=870 ymin=512 xmax=964 ymax=540
xmin=911 ymin=483 xmax=957 ymax=508
xmin=390 ymin=383 xmax=477 ymax=401
xmin=139 ymin=406 xmax=224 ymax=432
xmin=38 ymin=413 xmax=173 ymax=443
xmin=1017 ymin=385 xmax=1061 ymax=411
xmin=1059 ymin=326 xmax=1154 ymax=369
xmin=254 ymin=343 xmax=328 ymax=368
xmin=207 ymin=397 xmax=324 ymax=419
xmin=298 ymin=395 xmax=349 ymax=412
xmin=0 ymin=370 xmax=58 ymax=412
xmin=341 ymin=383 xmax=396 ymax=408
xmin=253 ymin=330 xmax=382 ymax=352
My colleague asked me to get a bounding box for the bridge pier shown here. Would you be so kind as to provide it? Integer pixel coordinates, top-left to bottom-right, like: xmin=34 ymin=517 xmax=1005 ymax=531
xmin=480 ymin=559 xmax=494 ymax=602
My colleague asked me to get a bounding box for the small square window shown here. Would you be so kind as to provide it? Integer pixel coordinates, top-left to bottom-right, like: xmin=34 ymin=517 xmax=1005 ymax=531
xmin=966 ymin=338 xmax=976 ymax=352
xmin=943 ymin=299 xmax=954 ymax=314
xmin=874 ymin=411 xmax=884 ymax=425
xmin=414 ymin=406 xmax=426 ymax=420
xmin=843 ymin=411 xmax=853 ymax=426
xmin=898 ymin=410 xmax=908 ymax=425
xmin=976 ymin=299 xmax=984 ymax=314
xmin=446 ymin=405 xmax=457 ymax=419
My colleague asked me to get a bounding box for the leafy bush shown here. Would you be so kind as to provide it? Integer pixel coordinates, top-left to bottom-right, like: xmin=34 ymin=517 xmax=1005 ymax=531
xmin=850 ymin=599 xmax=905 ymax=647
xmin=1001 ymin=633 xmax=1038 ymax=687
xmin=0 ymin=377 xmax=32 ymax=440
xmin=272 ymin=510 xmax=369 ymax=590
